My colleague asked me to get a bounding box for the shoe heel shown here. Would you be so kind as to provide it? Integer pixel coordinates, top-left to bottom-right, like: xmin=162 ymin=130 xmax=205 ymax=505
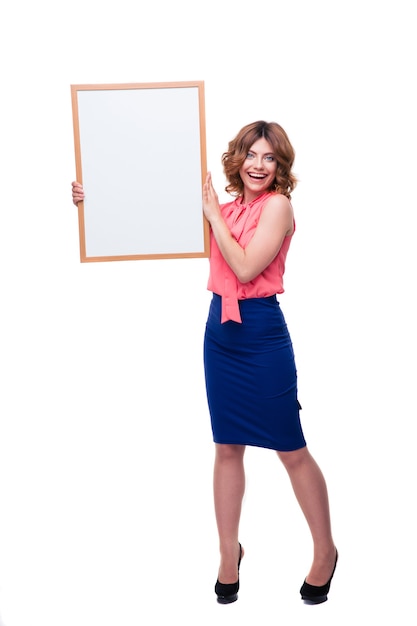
xmin=300 ymin=549 xmax=338 ymax=604
xmin=215 ymin=543 xmax=242 ymax=604
xmin=215 ymin=580 xmax=239 ymax=604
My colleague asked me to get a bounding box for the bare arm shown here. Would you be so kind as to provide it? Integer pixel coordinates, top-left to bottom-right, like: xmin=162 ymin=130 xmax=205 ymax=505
xmin=202 ymin=172 xmax=294 ymax=283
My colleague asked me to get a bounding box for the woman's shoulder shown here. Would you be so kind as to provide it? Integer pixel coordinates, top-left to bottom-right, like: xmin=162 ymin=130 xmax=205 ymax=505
xmin=262 ymin=193 xmax=294 ymax=235
xmin=263 ymin=192 xmax=293 ymax=215
xmin=265 ymin=191 xmax=292 ymax=205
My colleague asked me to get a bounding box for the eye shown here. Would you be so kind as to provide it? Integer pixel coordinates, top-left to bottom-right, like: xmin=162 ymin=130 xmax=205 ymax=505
xmin=264 ymin=155 xmax=275 ymax=162
xmin=246 ymin=151 xmax=255 ymax=159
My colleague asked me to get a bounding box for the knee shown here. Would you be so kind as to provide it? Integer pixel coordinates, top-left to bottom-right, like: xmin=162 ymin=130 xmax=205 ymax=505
xmin=215 ymin=443 xmax=245 ymax=463
xmin=277 ymin=446 xmax=310 ymax=472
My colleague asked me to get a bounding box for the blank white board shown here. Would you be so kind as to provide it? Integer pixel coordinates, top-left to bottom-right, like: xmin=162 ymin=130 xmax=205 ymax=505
xmin=71 ymin=81 xmax=209 ymax=262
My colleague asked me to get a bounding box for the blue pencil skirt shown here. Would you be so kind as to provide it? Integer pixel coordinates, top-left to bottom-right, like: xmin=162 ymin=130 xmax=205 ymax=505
xmin=203 ymin=294 xmax=306 ymax=451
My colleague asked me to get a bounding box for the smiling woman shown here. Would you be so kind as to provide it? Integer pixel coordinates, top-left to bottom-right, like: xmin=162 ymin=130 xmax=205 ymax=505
xmin=238 ymin=138 xmax=279 ymax=203
xmin=221 ymin=120 xmax=298 ymax=201
xmin=71 ymin=119 xmax=338 ymax=607
xmin=201 ymin=120 xmax=337 ymax=605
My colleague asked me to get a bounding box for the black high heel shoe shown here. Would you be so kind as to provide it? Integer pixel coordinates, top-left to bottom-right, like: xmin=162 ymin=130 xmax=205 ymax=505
xmin=300 ymin=550 xmax=338 ymax=604
xmin=215 ymin=543 xmax=243 ymax=604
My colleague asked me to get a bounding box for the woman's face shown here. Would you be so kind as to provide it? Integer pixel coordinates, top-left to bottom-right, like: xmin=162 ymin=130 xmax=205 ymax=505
xmin=239 ymin=137 xmax=278 ymax=203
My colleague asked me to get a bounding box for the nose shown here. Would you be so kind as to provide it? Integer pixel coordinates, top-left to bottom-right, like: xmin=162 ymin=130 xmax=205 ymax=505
xmin=254 ymin=155 xmax=264 ymax=169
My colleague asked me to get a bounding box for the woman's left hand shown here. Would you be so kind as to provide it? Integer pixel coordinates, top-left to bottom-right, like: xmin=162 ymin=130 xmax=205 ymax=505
xmin=202 ymin=172 xmax=221 ymax=224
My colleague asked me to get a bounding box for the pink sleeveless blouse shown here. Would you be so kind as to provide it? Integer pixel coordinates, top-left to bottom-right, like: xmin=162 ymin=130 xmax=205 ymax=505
xmin=207 ymin=192 xmax=294 ymax=324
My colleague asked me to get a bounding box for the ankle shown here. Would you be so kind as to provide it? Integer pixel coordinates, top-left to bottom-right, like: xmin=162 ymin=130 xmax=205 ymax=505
xmin=218 ymin=543 xmax=243 ymax=583
xmin=219 ymin=541 xmax=241 ymax=561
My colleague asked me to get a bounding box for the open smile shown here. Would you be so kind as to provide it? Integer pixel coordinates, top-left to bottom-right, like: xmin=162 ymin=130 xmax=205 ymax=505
xmin=248 ymin=173 xmax=267 ymax=180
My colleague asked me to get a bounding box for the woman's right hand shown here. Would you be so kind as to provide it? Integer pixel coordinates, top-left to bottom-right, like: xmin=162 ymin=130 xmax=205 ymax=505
xmin=71 ymin=181 xmax=85 ymax=206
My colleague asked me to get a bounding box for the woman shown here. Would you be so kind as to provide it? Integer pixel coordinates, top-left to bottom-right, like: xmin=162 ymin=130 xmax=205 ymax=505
xmin=201 ymin=121 xmax=337 ymax=605
xmin=71 ymin=120 xmax=337 ymax=605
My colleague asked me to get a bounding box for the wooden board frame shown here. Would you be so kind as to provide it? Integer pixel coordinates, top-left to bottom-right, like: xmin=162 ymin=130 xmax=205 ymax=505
xmin=71 ymin=81 xmax=209 ymax=262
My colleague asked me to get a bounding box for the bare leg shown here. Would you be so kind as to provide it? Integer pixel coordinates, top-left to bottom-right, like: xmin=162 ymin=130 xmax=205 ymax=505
xmin=213 ymin=443 xmax=246 ymax=583
xmin=277 ymin=446 xmax=336 ymax=586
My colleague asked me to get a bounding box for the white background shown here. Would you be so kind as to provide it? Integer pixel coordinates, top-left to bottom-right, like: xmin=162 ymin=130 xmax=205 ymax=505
xmin=0 ymin=1 xmax=415 ymax=625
